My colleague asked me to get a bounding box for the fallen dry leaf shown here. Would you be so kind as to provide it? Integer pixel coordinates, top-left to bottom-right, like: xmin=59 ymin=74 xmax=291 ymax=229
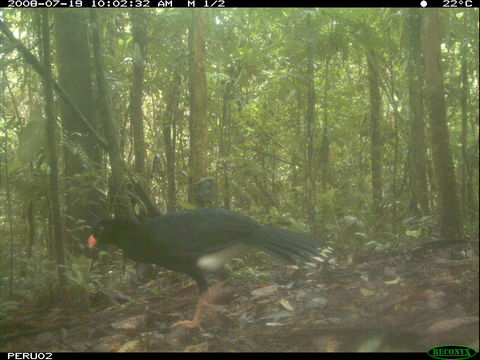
xmin=117 ymin=339 xmax=142 ymax=352
xmin=280 ymin=299 xmax=294 ymax=311
xmin=384 ymin=277 xmax=401 ymax=285
xmin=251 ymin=284 xmax=278 ymax=298
xmin=360 ymin=288 xmax=375 ymax=297
xmin=111 ymin=316 xmax=145 ymax=330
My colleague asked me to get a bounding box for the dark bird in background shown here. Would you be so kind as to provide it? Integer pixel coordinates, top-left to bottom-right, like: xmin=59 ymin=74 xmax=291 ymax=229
xmin=87 ymin=208 xmax=330 ymax=328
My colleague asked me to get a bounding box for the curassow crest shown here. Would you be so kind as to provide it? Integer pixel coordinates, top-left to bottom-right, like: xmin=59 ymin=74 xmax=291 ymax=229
xmin=87 ymin=208 xmax=332 ymax=328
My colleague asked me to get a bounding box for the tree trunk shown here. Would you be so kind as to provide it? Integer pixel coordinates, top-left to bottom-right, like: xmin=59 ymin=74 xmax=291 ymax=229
xmin=459 ymin=11 xmax=476 ymax=223
xmin=163 ymin=70 xmax=181 ymax=212
xmin=26 ymin=201 xmax=35 ymax=259
xmin=53 ymin=9 xmax=101 ymax=238
xmin=0 ymin=19 xmax=107 ymax=150
xmin=129 ymin=9 xmax=147 ymax=177
xmin=406 ymin=9 xmax=429 ymax=217
xmin=459 ymin=39 xmax=468 ymax=219
xmin=41 ymin=10 xmax=67 ymax=291
xmin=3 ymin=109 xmax=15 ymax=297
xmin=188 ymin=10 xmax=209 ymax=206
xmin=90 ymin=10 xmax=133 ymax=219
xmin=291 ymin=90 xmax=303 ymax=205
xmin=423 ymin=9 xmax=463 ymax=241
xmin=219 ymin=74 xmax=233 ymax=209
xmin=468 ymin=10 xmax=479 ymax=239
xmin=319 ymin=57 xmax=330 ymax=194
xmin=367 ymin=51 xmax=383 ymax=216
xmin=305 ymin=44 xmax=316 ymax=236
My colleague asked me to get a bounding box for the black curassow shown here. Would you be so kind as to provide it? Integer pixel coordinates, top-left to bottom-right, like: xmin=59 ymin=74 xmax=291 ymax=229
xmin=87 ymin=208 xmax=331 ymax=328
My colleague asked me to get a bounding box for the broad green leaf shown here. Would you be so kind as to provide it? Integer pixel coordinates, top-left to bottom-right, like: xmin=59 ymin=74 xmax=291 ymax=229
xmin=406 ymin=229 xmax=421 ymax=239
xmin=177 ymin=200 xmax=197 ymax=210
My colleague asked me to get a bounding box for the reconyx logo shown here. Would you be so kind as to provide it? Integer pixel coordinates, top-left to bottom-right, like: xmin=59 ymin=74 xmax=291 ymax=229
xmin=428 ymin=345 xmax=477 ymax=360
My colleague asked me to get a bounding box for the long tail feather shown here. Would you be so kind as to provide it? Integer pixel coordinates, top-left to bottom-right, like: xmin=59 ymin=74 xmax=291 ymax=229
xmin=246 ymin=226 xmax=325 ymax=264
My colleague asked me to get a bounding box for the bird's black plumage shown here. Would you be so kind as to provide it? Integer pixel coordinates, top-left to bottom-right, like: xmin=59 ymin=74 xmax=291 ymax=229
xmin=88 ymin=208 xmax=326 ymax=292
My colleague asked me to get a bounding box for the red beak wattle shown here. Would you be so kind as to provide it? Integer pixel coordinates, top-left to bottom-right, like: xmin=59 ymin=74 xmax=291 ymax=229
xmin=87 ymin=235 xmax=97 ymax=248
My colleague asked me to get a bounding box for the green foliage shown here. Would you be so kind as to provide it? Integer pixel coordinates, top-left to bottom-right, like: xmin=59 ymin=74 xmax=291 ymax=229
xmin=402 ymin=216 xmax=436 ymax=241
xmin=176 ymin=200 xmax=197 ymax=210
xmin=3 ymin=252 xmax=60 ymax=306
xmin=225 ymin=257 xmax=273 ymax=282
xmin=62 ymin=255 xmax=100 ymax=294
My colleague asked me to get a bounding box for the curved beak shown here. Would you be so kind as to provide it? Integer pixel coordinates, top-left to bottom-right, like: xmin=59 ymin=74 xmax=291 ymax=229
xmin=87 ymin=234 xmax=97 ymax=248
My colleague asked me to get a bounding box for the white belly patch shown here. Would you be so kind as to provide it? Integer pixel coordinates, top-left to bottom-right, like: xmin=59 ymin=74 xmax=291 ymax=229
xmin=197 ymin=243 xmax=250 ymax=272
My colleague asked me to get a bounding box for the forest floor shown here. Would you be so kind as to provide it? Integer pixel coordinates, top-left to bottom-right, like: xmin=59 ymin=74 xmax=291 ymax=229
xmin=1 ymin=239 xmax=478 ymax=352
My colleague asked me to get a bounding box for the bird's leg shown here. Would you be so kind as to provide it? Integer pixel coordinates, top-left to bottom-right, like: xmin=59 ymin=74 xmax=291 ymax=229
xmin=171 ymin=291 xmax=209 ymax=329
xmin=171 ymin=280 xmax=227 ymax=329
xmin=201 ymin=269 xmax=230 ymax=312
xmin=200 ymin=279 xmax=227 ymax=309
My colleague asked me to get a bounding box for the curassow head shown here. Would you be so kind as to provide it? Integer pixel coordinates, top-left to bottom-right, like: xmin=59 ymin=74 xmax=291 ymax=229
xmin=86 ymin=218 xmax=137 ymax=249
